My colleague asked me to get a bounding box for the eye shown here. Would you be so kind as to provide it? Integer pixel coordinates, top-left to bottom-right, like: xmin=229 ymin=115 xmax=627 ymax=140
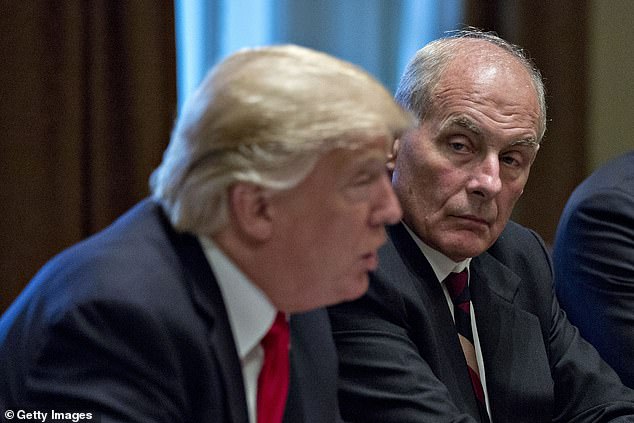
xmin=352 ymin=171 xmax=373 ymax=185
xmin=352 ymin=167 xmax=384 ymax=186
xmin=500 ymin=151 xmax=526 ymax=168
xmin=447 ymin=135 xmax=472 ymax=154
xmin=450 ymin=142 xmax=467 ymax=152
xmin=343 ymin=166 xmax=385 ymax=202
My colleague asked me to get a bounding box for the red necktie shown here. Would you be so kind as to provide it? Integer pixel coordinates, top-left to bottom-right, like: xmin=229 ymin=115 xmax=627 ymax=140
xmin=445 ymin=271 xmax=490 ymax=421
xmin=257 ymin=312 xmax=290 ymax=423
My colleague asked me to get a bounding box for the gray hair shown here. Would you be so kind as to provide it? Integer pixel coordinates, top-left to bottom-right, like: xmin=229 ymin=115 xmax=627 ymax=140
xmin=150 ymin=44 xmax=413 ymax=236
xmin=395 ymin=28 xmax=547 ymax=141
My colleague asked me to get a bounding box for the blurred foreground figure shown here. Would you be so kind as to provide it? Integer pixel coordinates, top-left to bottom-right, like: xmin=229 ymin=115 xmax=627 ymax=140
xmin=0 ymin=44 xmax=412 ymax=422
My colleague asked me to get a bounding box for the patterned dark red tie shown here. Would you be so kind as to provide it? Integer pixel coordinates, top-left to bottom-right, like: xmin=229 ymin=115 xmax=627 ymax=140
xmin=445 ymin=270 xmax=490 ymax=421
xmin=257 ymin=312 xmax=290 ymax=423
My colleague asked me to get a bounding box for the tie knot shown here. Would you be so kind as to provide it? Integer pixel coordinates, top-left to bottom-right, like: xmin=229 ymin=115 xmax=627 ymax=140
xmin=262 ymin=312 xmax=289 ymax=350
xmin=445 ymin=270 xmax=469 ymax=303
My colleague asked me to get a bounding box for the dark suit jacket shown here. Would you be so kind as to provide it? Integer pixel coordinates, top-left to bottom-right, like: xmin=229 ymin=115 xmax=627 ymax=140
xmin=554 ymin=150 xmax=634 ymax=389
xmin=0 ymin=199 xmax=340 ymax=422
xmin=328 ymin=221 xmax=634 ymax=422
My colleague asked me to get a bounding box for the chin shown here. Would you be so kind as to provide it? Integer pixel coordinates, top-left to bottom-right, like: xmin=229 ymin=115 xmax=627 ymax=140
xmin=441 ymin=236 xmax=491 ymax=261
xmin=341 ymin=274 xmax=370 ymax=302
xmin=290 ymin=276 xmax=369 ymax=312
xmin=450 ymin=247 xmax=486 ymax=262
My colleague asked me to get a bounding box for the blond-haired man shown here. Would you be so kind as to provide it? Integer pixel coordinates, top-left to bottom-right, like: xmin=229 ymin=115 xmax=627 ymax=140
xmin=0 ymin=45 xmax=412 ymax=422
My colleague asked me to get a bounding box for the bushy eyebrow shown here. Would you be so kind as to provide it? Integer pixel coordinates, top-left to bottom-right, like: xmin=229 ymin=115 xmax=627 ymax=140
xmin=345 ymin=148 xmax=390 ymax=172
xmin=509 ymin=139 xmax=539 ymax=149
xmin=447 ymin=116 xmax=481 ymax=135
xmin=445 ymin=116 xmax=540 ymax=150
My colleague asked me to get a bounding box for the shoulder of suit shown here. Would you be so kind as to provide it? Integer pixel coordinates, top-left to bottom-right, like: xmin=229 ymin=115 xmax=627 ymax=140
xmin=485 ymin=221 xmax=550 ymax=269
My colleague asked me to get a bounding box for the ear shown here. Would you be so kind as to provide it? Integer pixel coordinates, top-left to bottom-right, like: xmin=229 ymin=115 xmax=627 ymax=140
xmin=227 ymin=182 xmax=273 ymax=242
xmin=386 ymin=138 xmax=400 ymax=172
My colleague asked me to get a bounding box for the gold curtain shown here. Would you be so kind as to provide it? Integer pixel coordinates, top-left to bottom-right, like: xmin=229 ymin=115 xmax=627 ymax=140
xmin=0 ymin=2 xmax=176 ymax=312
xmin=464 ymin=0 xmax=588 ymax=247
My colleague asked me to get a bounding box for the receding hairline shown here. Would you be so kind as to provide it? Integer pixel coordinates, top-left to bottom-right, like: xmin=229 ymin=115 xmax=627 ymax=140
xmin=395 ymin=29 xmax=547 ymax=143
xmin=430 ymin=37 xmax=545 ymax=140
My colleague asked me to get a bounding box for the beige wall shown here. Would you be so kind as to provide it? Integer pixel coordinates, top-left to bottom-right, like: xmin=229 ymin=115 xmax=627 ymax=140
xmin=588 ymin=0 xmax=634 ymax=171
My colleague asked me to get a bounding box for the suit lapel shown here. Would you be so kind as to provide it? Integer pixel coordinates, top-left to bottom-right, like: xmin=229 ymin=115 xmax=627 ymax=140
xmin=469 ymin=253 xmax=520 ymax=369
xmin=161 ymin=210 xmax=249 ymax=423
xmin=387 ymin=224 xmax=482 ymax=419
xmin=284 ymin=310 xmax=339 ymax=423
xmin=470 ymin=252 xmax=552 ymax=421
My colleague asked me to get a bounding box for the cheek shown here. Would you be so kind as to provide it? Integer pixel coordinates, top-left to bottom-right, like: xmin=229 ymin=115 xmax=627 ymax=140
xmin=324 ymin=210 xmax=367 ymax=247
xmin=501 ymin=183 xmax=526 ymax=209
xmin=324 ymin=214 xmax=372 ymax=266
xmin=492 ymin=188 xmax=524 ymax=230
xmin=414 ymin=168 xmax=463 ymax=215
xmin=304 ymin=208 xmax=360 ymax=251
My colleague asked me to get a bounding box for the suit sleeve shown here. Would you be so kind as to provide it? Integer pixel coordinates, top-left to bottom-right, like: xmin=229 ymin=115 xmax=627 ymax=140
xmin=21 ymin=300 xmax=193 ymax=422
xmin=554 ymin=188 xmax=634 ymax=389
xmin=328 ymin=274 xmax=476 ymax=423
xmin=525 ymin=228 xmax=634 ymax=423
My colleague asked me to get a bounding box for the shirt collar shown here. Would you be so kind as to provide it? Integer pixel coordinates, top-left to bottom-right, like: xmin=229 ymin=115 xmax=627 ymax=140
xmin=198 ymin=236 xmax=277 ymax=359
xmin=402 ymin=222 xmax=471 ymax=284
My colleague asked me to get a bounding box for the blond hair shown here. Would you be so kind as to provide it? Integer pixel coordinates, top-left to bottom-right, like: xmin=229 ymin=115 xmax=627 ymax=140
xmin=151 ymin=44 xmax=413 ymax=235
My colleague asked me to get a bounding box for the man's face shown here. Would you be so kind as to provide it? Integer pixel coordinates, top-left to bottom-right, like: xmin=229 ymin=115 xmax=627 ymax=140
xmin=392 ymin=45 xmax=541 ymax=261
xmin=269 ymin=137 xmax=402 ymax=312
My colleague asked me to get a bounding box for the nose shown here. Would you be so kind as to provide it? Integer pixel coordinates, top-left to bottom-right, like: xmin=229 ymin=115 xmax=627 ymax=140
xmin=370 ymin=173 xmax=402 ymax=226
xmin=467 ymin=154 xmax=502 ymax=199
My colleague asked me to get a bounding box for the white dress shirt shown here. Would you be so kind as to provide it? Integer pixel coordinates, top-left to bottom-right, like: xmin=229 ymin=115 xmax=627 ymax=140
xmin=199 ymin=236 xmax=277 ymax=423
xmin=403 ymin=224 xmax=492 ymax=417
